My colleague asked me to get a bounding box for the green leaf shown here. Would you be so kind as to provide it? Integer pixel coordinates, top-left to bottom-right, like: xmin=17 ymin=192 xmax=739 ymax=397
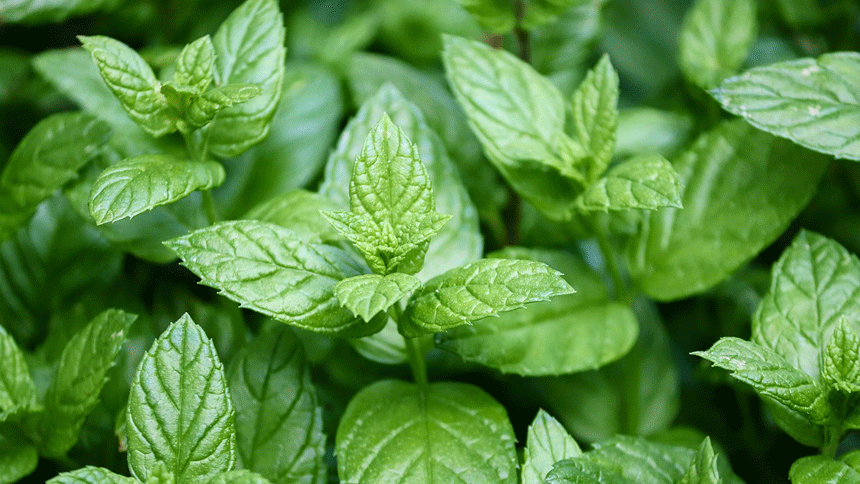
xmin=713 ymin=52 xmax=860 ymax=161
xmin=347 ymin=319 xmax=409 ymax=365
xmin=244 ymin=190 xmax=341 ymax=243
xmin=79 ymin=35 xmax=178 ymax=137
xmin=523 ymin=0 xmax=589 ymax=30
xmin=790 ymin=456 xmax=860 ymax=484
xmin=166 ymin=220 xmax=367 ymax=334
xmin=0 ymin=325 xmax=37 ymax=419
xmin=533 ymin=299 xmax=679 ymax=442
xmin=615 ymin=108 xmax=693 ymax=159
xmin=575 ymin=154 xmax=682 ymax=212
xmin=693 ymin=337 xmax=831 ymax=424
xmin=38 ymin=308 xmax=135 ymax=457
xmin=0 ymin=435 xmax=37 ymax=484
xmin=335 ymin=273 xmax=421 ymax=322
xmin=437 ymin=248 xmax=637 ymax=375
xmin=319 ymin=84 xmax=482 ymax=279
xmin=2 ymin=0 xmax=116 ymax=24
xmin=456 ymin=0 xmax=515 ymax=33
xmin=89 ymin=155 xmax=225 ymax=224
xmin=206 ymin=0 xmax=286 ymax=158
xmin=336 ymin=380 xmax=517 ymax=484
xmin=678 ymin=0 xmax=757 ymax=90
xmin=174 ymin=35 xmax=215 ymax=92
xmin=215 ymin=63 xmax=344 ymax=218
xmin=205 ymin=470 xmax=273 ymax=484
xmin=144 ymin=461 xmax=174 ymax=484
xmin=679 ymin=438 xmax=721 ymax=484
xmin=522 ymin=410 xmax=582 ymax=484
xmin=229 ymin=326 xmax=326 ymax=484
xmin=402 ymin=258 xmax=574 ymax=337
xmin=46 ymin=466 xmax=137 ymax=484
xmin=443 ymin=35 xmax=585 ymax=220
xmin=627 ymin=120 xmax=829 ymax=301
xmin=127 ymin=314 xmax=236 ymax=484
xmin=570 ymin=54 xmax=619 ymax=181
xmin=187 ymin=84 xmax=263 ymax=129
xmin=823 ymin=318 xmax=860 ymax=394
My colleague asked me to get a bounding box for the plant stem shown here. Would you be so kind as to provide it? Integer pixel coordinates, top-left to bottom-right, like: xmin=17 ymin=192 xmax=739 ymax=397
xmin=822 ymin=426 xmax=842 ymax=458
xmin=514 ymin=0 xmax=530 ymax=63
xmin=593 ymin=221 xmax=631 ymax=303
xmin=404 ymin=336 xmax=429 ymax=389
xmin=201 ymin=190 xmax=219 ymax=225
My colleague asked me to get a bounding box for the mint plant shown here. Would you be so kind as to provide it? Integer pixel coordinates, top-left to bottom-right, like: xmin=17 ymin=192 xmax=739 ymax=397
xmin=6 ymin=0 xmax=860 ymax=482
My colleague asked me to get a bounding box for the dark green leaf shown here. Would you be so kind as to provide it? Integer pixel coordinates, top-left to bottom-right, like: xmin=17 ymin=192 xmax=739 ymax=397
xmin=456 ymin=0 xmax=515 ymax=33
xmin=0 ymin=435 xmax=37 ymax=484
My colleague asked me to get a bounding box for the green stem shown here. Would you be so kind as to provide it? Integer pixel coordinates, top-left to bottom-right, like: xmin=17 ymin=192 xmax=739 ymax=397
xmin=201 ymin=190 xmax=219 ymax=225
xmin=593 ymin=221 xmax=631 ymax=303
xmin=404 ymin=336 xmax=429 ymax=389
xmin=822 ymin=426 xmax=842 ymax=458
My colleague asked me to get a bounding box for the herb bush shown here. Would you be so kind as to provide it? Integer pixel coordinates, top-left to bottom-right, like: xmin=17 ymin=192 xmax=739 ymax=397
xmin=1 ymin=0 xmax=860 ymax=482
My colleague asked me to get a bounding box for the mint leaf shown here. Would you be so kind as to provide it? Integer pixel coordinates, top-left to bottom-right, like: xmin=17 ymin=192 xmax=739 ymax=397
xmin=678 ymin=0 xmax=757 ymax=90
xmin=46 ymin=466 xmax=137 ymax=484
xmin=443 ymin=35 xmax=585 ymax=220
xmin=319 ymin=84 xmax=482 ymax=279
xmin=522 ymin=410 xmax=582 ymax=484
xmin=0 ymin=435 xmax=37 ymax=484
xmin=523 ymin=0 xmax=588 ymax=30
xmin=144 ymin=462 xmax=173 ymax=484
xmin=127 ymin=314 xmax=235 ymax=484
xmin=790 ymin=456 xmax=860 ymax=484
xmin=347 ymin=319 xmax=409 ymax=365
xmin=336 ymin=380 xmax=517 ymax=484
xmin=166 ymin=220 xmax=367 ymax=334
xmin=616 ymin=108 xmax=693 ymax=159
xmin=206 ymin=0 xmax=286 ymax=158
xmin=79 ymin=35 xmax=178 ymax=137
xmin=713 ymin=53 xmax=860 ymax=160
xmin=823 ymin=318 xmax=860 ymax=394
xmin=187 ymin=84 xmax=262 ymax=130
xmin=205 ymin=470 xmax=273 ymax=484
xmin=335 ymin=273 xmax=421 ymax=322
xmin=228 ymin=326 xmax=326 ymax=484
xmin=0 ymin=325 xmax=37 ymax=419
xmin=693 ymin=337 xmax=831 ymax=424
xmin=174 ymin=35 xmax=215 ymax=92
xmin=437 ymin=248 xmax=637 ymax=375
xmin=679 ymin=438 xmax=721 ymax=484
xmin=89 ymin=155 xmax=225 ymax=224
xmin=402 ymin=258 xmax=574 ymax=337
xmin=570 ymin=54 xmax=619 ymax=181
xmin=39 ymin=308 xmax=136 ymax=457
xmin=244 ymin=190 xmax=341 ymax=243
xmin=2 ymin=0 xmax=114 ymax=24
xmin=575 ymin=154 xmax=682 ymax=212
xmin=628 ymin=120 xmax=829 ymax=301
xmin=456 ymin=0 xmax=515 ymax=33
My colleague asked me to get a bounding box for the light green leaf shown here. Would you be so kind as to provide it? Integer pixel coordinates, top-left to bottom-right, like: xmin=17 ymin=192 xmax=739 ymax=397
xmin=335 ymin=273 xmax=421 ymax=322
xmin=576 ymin=154 xmax=682 ymax=212
xmin=79 ymin=35 xmax=178 ymax=137
xmin=206 ymin=470 xmax=273 ymax=484
xmin=823 ymin=318 xmax=860 ymax=394
xmin=713 ymin=52 xmax=860 ymax=160
xmin=229 ymin=326 xmax=326 ymax=484
xmin=0 ymin=435 xmax=37 ymax=484
xmin=244 ymin=190 xmax=341 ymax=243
xmin=790 ymin=456 xmax=860 ymax=484
xmin=679 ymin=0 xmax=757 ymax=90
xmin=319 ymin=84 xmax=482 ymax=279
xmin=0 ymin=325 xmax=37 ymax=419
xmin=627 ymin=120 xmax=829 ymax=301
xmin=144 ymin=462 xmax=174 ymax=484
xmin=39 ymin=309 xmax=136 ymax=457
xmin=347 ymin=319 xmax=409 ymax=365
xmin=693 ymin=337 xmax=831 ymax=424
xmin=437 ymin=248 xmax=637 ymax=375
xmin=215 ymin=63 xmax=344 ymax=218
xmin=206 ymin=0 xmax=286 ymax=157
xmin=127 ymin=314 xmax=236 ymax=484
xmin=443 ymin=35 xmax=585 ymax=220
xmin=522 ymin=410 xmax=582 ymax=484
xmin=187 ymin=84 xmax=263 ymax=129
xmin=336 ymin=380 xmax=517 ymax=484
xmin=403 ymin=258 xmax=574 ymax=337
xmin=456 ymin=0 xmax=515 ymax=33
xmin=615 ymin=108 xmax=693 ymax=159
xmin=534 ymin=299 xmax=679 ymax=442
xmin=1 ymin=0 xmax=116 ymax=24
xmin=46 ymin=466 xmax=137 ymax=484
xmin=570 ymin=54 xmax=619 ymax=181
xmin=166 ymin=220 xmax=367 ymax=334
xmin=174 ymin=35 xmax=215 ymax=92
xmin=679 ymin=438 xmax=721 ymax=484
xmin=89 ymin=154 xmax=225 ymax=224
